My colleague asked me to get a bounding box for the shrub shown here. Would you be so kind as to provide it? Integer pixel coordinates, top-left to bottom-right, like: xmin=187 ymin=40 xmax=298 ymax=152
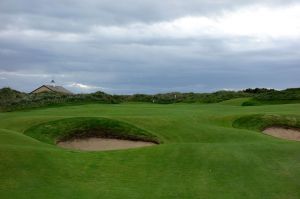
xmin=2 ymin=86 xmax=299 ymax=111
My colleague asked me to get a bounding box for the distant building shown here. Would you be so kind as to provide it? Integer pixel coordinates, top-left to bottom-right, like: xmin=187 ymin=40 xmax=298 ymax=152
xmin=30 ymin=80 xmax=73 ymax=94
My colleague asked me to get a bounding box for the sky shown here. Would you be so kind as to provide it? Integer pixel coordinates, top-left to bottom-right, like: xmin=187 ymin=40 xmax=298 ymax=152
xmin=0 ymin=0 xmax=300 ymax=94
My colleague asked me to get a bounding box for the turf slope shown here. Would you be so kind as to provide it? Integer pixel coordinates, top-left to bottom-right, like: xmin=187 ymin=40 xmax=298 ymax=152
xmin=0 ymin=103 xmax=300 ymax=199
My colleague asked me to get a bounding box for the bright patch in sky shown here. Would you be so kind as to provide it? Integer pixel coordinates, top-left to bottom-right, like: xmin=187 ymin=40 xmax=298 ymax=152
xmin=218 ymin=4 xmax=300 ymax=38
xmin=66 ymin=82 xmax=108 ymax=93
xmin=1 ymin=4 xmax=300 ymax=42
xmin=67 ymin=83 xmax=98 ymax=89
xmin=92 ymin=4 xmax=300 ymax=40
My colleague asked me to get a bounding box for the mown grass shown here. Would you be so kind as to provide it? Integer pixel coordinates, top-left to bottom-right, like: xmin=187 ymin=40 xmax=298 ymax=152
xmin=242 ymin=99 xmax=300 ymax=106
xmin=0 ymin=103 xmax=300 ymax=199
xmin=219 ymin=97 xmax=251 ymax=106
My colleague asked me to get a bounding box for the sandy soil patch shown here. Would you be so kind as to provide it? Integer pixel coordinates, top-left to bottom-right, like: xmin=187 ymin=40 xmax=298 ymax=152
xmin=263 ymin=127 xmax=300 ymax=141
xmin=57 ymin=137 xmax=156 ymax=151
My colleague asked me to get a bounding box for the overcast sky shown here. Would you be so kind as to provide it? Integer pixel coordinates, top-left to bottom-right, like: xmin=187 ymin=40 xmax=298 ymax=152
xmin=0 ymin=0 xmax=300 ymax=94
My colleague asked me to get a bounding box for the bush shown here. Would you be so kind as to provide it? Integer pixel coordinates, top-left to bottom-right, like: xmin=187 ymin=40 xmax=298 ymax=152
xmin=241 ymin=101 xmax=256 ymax=106
xmin=254 ymin=88 xmax=300 ymax=101
xmin=0 ymin=87 xmax=118 ymax=112
xmin=2 ymin=86 xmax=299 ymax=111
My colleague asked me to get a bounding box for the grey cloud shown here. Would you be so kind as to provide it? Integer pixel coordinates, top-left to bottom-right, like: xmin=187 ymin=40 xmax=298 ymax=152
xmin=1 ymin=0 xmax=299 ymax=30
xmin=0 ymin=0 xmax=300 ymax=94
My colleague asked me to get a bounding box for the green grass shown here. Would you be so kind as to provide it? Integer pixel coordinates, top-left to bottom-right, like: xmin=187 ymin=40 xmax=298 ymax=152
xmin=219 ymin=97 xmax=251 ymax=106
xmin=242 ymin=98 xmax=300 ymax=106
xmin=233 ymin=114 xmax=300 ymax=131
xmin=0 ymin=103 xmax=300 ymax=199
xmin=242 ymin=88 xmax=300 ymax=106
xmin=24 ymin=117 xmax=160 ymax=144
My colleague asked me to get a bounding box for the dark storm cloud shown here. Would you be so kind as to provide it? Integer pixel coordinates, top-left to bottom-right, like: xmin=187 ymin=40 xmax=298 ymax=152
xmin=0 ymin=0 xmax=300 ymax=93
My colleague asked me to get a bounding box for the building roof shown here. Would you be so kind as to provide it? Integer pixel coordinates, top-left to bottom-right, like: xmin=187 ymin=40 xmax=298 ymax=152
xmin=31 ymin=85 xmax=73 ymax=94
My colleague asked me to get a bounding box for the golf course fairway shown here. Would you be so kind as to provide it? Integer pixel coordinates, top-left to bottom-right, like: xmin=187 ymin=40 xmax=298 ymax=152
xmin=0 ymin=102 xmax=300 ymax=199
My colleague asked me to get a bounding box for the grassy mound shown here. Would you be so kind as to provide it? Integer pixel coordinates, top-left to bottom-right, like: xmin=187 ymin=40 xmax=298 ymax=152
xmin=24 ymin=117 xmax=160 ymax=145
xmin=0 ymin=87 xmax=254 ymax=111
xmin=0 ymin=88 xmax=118 ymax=112
xmin=219 ymin=98 xmax=251 ymax=106
xmin=232 ymin=114 xmax=300 ymax=131
xmin=242 ymin=88 xmax=300 ymax=106
xmin=1 ymin=103 xmax=300 ymax=198
xmin=2 ymin=87 xmax=300 ymax=111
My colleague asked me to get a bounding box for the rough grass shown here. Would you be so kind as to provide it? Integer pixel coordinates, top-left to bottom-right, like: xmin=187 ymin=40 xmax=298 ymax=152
xmin=242 ymin=88 xmax=300 ymax=106
xmin=219 ymin=97 xmax=251 ymax=106
xmin=0 ymin=103 xmax=300 ymax=199
xmin=24 ymin=117 xmax=160 ymax=144
xmin=233 ymin=114 xmax=300 ymax=131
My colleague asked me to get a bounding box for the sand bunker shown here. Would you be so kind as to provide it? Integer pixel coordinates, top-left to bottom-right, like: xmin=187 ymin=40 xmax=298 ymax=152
xmin=57 ymin=137 xmax=156 ymax=151
xmin=263 ymin=127 xmax=300 ymax=141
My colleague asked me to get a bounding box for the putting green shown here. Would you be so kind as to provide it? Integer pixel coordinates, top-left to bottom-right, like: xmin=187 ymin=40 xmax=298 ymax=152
xmin=0 ymin=103 xmax=300 ymax=199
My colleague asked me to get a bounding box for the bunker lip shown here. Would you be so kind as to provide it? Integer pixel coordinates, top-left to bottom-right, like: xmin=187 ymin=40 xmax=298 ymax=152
xmin=263 ymin=126 xmax=300 ymax=141
xmin=23 ymin=117 xmax=161 ymax=150
xmin=57 ymin=137 xmax=157 ymax=151
xmin=57 ymin=129 xmax=160 ymax=144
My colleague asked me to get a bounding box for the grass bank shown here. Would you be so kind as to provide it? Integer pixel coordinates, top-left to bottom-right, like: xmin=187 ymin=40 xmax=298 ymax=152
xmin=233 ymin=114 xmax=300 ymax=131
xmin=24 ymin=117 xmax=160 ymax=145
xmin=0 ymin=103 xmax=300 ymax=199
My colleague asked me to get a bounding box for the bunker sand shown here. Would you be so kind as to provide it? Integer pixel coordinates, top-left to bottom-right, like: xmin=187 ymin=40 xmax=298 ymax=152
xmin=263 ymin=127 xmax=300 ymax=141
xmin=57 ymin=137 xmax=156 ymax=151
